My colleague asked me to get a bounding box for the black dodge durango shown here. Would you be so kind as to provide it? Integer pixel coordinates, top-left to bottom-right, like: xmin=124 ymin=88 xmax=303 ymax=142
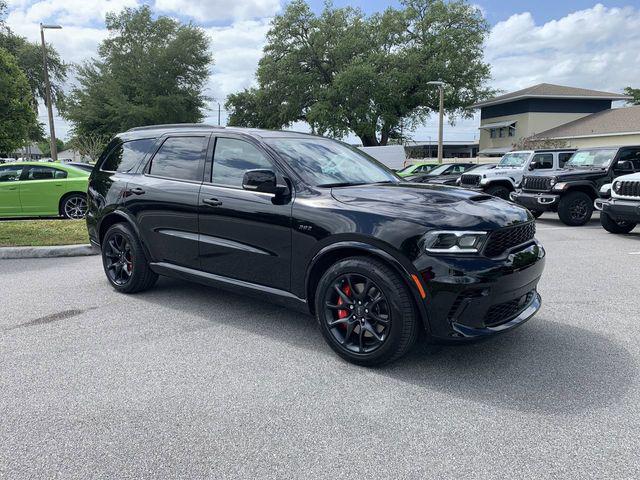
xmin=87 ymin=124 xmax=545 ymax=366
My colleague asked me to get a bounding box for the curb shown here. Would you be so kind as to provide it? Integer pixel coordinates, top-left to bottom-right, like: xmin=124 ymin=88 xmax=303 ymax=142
xmin=0 ymin=244 xmax=99 ymax=260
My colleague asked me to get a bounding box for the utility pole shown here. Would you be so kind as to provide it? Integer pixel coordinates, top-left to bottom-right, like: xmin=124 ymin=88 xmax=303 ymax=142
xmin=427 ymin=81 xmax=446 ymax=164
xmin=218 ymin=103 xmax=221 ymax=125
xmin=40 ymin=23 xmax=62 ymax=162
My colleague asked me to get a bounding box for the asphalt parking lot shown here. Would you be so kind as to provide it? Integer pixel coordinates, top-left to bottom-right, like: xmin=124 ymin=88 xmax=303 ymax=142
xmin=1 ymin=213 xmax=640 ymax=479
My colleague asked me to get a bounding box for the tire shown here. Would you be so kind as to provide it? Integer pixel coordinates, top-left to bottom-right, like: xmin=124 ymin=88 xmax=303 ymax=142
xmin=314 ymin=256 xmax=419 ymax=366
xmin=600 ymin=212 xmax=637 ymax=234
xmin=558 ymin=191 xmax=593 ymax=226
xmin=486 ymin=184 xmax=511 ymax=200
xmin=101 ymin=223 xmax=158 ymax=293
xmin=530 ymin=210 xmax=543 ymax=219
xmin=61 ymin=193 xmax=88 ymax=219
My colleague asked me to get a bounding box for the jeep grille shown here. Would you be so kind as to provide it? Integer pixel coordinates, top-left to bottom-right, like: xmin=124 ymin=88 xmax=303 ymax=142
xmin=523 ymin=176 xmax=552 ymax=191
xmin=617 ymin=180 xmax=640 ymax=198
xmin=461 ymin=174 xmax=481 ymax=187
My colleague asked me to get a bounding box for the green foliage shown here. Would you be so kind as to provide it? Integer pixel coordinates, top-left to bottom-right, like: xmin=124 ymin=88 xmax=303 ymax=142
xmin=0 ymin=47 xmax=39 ymax=154
xmin=624 ymin=87 xmax=640 ymax=105
xmin=61 ymin=6 xmax=213 ymax=138
xmin=226 ymin=0 xmax=493 ymax=146
xmin=0 ymin=30 xmax=68 ymax=110
xmin=38 ymin=137 xmax=65 ymax=157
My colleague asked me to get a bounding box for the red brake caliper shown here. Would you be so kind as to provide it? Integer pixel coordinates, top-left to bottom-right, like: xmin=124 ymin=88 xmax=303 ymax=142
xmin=336 ymin=284 xmax=351 ymax=328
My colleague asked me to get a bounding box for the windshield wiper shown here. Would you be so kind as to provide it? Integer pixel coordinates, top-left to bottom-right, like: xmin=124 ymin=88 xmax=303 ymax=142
xmin=316 ymin=181 xmax=369 ymax=188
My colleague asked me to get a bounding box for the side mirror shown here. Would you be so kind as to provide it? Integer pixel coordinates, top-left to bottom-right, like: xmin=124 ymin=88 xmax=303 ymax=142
xmin=242 ymin=169 xmax=289 ymax=196
xmin=528 ymin=160 xmax=539 ymax=171
xmin=615 ymin=160 xmax=634 ymax=173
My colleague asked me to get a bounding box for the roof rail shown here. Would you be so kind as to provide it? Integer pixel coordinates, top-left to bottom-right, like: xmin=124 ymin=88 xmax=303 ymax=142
xmin=126 ymin=123 xmax=223 ymax=132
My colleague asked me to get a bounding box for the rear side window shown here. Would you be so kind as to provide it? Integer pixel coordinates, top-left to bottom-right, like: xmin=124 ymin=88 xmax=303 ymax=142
xmin=559 ymin=152 xmax=573 ymax=168
xmin=212 ymin=138 xmax=273 ymax=188
xmin=148 ymin=136 xmax=207 ymax=182
xmin=26 ymin=166 xmax=67 ymax=180
xmin=101 ymin=138 xmax=155 ymax=173
xmin=0 ymin=165 xmax=23 ymax=182
xmin=617 ymin=149 xmax=640 ymax=171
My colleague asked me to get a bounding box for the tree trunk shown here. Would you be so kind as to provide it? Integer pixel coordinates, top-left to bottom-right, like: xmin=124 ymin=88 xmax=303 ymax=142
xmin=359 ymin=133 xmax=379 ymax=147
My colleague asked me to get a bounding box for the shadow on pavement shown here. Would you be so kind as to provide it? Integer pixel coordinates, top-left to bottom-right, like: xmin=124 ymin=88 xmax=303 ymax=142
xmin=142 ymin=277 xmax=636 ymax=417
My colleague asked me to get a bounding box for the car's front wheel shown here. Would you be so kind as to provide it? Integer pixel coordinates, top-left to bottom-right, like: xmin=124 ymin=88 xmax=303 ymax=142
xmin=101 ymin=223 xmax=158 ymax=293
xmin=486 ymin=184 xmax=511 ymax=200
xmin=600 ymin=212 xmax=637 ymax=234
xmin=61 ymin=194 xmax=88 ymax=219
xmin=530 ymin=209 xmax=543 ymax=219
xmin=558 ymin=191 xmax=593 ymax=226
xmin=315 ymin=256 xmax=419 ymax=366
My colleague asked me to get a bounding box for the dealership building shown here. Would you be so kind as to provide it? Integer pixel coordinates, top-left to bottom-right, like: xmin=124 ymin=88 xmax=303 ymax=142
xmin=472 ymin=83 xmax=635 ymax=156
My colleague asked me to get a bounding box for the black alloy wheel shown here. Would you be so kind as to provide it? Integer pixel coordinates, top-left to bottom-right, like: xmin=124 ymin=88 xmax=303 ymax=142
xmin=101 ymin=223 xmax=158 ymax=293
xmin=104 ymin=232 xmax=133 ymax=286
xmin=558 ymin=191 xmax=593 ymax=226
xmin=323 ymin=273 xmax=391 ymax=354
xmin=600 ymin=212 xmax=637 ymax=234
xmin=315 ymin=256 xmax=418 ymax=366
xmin=486 ymin=185 xmax=511 ymax=200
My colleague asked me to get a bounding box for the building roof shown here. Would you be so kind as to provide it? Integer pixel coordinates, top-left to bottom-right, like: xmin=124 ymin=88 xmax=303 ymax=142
xmin=471 ymin=83 xmax=631 ymax=109
xmin=12 ymin=143 xmax=43 ymax=155
xmin=536 ymin=106 xmax=640 ymax=139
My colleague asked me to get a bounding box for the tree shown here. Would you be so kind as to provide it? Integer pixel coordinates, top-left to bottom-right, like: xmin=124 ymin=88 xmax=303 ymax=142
xmin=226 ymin=0 xmax=492 ymax=146
xmin=61 ymin=6 xmax=213 ymax=139
xmin=0 ymin=47 xmax=39 ymax=154
xmin=68 ymin=134 xmax=109 ymax=162
xmin=624 ymin=87 xmax=640 ymax=105
xmin=38 ymin=137 xmax=64 ymax=157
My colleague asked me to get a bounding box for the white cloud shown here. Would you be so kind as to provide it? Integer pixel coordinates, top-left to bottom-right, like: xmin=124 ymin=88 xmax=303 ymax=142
xmin=6 ymin=0 xmax=139 ymax=26
xmin=485 ymin=4 xmax=640 ymax=94
xmin=154 ymin=0 xmax=281 ymax=22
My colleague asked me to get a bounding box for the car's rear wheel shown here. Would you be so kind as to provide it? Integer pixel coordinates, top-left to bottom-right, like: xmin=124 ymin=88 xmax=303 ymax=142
xmin=558 ymin=191 xmax=593 ymax=226
xmin=315 ymin=257 xmax=419 ymax=366
xmin=101 ymin=223 xmax=158 ymax=293
xmin=600 ymin=212 xmax=637 ymax=234
xmin=486 ymin=184 xmax=511 ymax=200
xmin=61 ymin=194 xmax=88 ymax=219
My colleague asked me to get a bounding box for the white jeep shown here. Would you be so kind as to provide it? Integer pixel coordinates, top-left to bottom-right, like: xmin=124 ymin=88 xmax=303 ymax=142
xmin=595 ymin=171 xmax=640 ymax=234
xmin=459 ymin=149 xmax=575 ymax=200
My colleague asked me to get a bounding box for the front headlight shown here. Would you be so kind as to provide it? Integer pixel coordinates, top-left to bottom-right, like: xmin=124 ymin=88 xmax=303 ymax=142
xmin=553 ymin=182 xmax=568 ymax=190
xmin=549 ymin=177 xmax=557 ymax=187
xmin=613 ymin=181 xmax=621 ymax=194
xmin=422 ymin=230 xmax=487 ymax=254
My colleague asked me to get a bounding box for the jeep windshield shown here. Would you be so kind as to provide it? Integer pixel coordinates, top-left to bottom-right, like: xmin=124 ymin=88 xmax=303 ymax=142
xmin=498 ymin=152 xmax=530 ymax=168
xmin=564 ymin=149 xmax=617 ymax=169
xmin=266 ymin=137 xmax=399 ymax=187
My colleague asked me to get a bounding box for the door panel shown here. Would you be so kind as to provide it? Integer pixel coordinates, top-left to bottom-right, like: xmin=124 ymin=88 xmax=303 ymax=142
xmin=0 ymin=164 xmax=23 ymax=215
xmin=198 ymin=136 xmax=293 ymax=291
xmin=19 ymin=166 xmax=66 ymax=215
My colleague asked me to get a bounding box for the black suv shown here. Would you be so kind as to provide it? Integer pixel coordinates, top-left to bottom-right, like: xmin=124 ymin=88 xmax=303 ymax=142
xmin=511 ymin=146 xmax=640 ymax=226
xmin=87 ymin=124 xmax=545 ymax=366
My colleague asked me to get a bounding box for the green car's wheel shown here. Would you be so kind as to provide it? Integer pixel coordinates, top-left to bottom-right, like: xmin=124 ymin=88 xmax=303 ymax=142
xmin=61 ymin=194 xmax=88 ymax=219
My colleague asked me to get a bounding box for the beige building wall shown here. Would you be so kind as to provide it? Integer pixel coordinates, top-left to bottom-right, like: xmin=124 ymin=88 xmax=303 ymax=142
xmin=479 ymin=112 xmax=594 ymax=151
xmin=550 ymin=133 xmax=640 ymax=149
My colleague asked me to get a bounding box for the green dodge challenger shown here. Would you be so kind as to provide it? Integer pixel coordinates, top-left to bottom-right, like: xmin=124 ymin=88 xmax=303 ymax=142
xmin=0 ymin=162 xmax=90 ymax=219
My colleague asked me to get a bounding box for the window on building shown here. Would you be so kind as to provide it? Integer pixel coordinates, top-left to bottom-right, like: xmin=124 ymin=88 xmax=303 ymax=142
xmin=101 ymin=138 xmax=156 ymax=173
xmin=212 ymin=138 xmax=273 ymax=188
xmin=148 ymin=136 xmax=207 ymax=182
xmin=508 ymin=126 xmax=515 ymax=137
xmin=498 ymin=128 xmax=506 ymax=138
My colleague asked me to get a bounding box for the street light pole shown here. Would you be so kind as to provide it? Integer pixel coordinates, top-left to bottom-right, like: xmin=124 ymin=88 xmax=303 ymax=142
xmin=427 ymin=81 xmax=446 ymax=164
xmin=40 ymin=23 xmax=62 ymax=162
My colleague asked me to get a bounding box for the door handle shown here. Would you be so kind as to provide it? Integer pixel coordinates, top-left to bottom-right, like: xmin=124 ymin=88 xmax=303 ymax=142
xmin=128 ymin=187 xmax=145 ymax=195
xmin=202 ymin=197 xmax=223 ymax=207
xmin=8 ymin=186 xmax=17 ymax=190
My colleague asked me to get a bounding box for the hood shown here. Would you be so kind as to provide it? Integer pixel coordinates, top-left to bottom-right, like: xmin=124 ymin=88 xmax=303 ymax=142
xmin=526 ymin=167 xmax=606 ymax=181
xmin=422 ymin=174 xmax=460 ymax=184
xmin=330 ymin=183 xmax=531 ymax=230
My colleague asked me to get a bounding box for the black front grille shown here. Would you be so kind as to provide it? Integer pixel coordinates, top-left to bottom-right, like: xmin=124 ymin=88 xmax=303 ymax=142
xmin=483 ymin=222 xmax=536 ymax=257
xmin=461 ymin=174 xmax=481 ymax=187
xmin=484 ymin=291 xmax=535 ymax=327
xmin=618 ymin=180 xmax=640 ymax=198
xmin=523 ymin=176 xmax=552 ymax=191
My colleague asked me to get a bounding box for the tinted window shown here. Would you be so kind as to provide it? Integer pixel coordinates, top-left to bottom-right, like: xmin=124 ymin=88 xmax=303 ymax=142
xmin=148 ymin=136 xmax=207 ymax=181
xmin=533 ymin=153 xmax=553 ymax=169
xmin=559 ymin=152 xmax=573 ymax=168
xmin=617 ymin=149 xmax=640 ymax=171
xmin=102 ymin=138 xmax=155 ymax=173
xmin=25 ymin=166 xmax=67 ymax=180
xmin=212 ymin=138 xmax=273 ymax=187
xmin=0 ymin=165 xmax=23 ymax=182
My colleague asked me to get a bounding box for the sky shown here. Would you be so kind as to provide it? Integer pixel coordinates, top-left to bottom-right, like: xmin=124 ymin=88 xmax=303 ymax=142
xmin=4 ymin=0 xmax=640 ymax=143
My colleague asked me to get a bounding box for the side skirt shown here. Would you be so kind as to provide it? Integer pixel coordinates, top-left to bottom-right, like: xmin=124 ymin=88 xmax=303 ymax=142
xmin=149 ymin=262 xmax=310 ymax=314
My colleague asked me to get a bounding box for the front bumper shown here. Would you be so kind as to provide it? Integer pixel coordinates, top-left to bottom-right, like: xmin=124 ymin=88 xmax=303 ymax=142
xmin=594 ymin=197 xmax=640 ymax=222
xmin=415 ymin=241 xmax=545 ymax=340
xmin=510 ymin=190 xmax=559 ymax=212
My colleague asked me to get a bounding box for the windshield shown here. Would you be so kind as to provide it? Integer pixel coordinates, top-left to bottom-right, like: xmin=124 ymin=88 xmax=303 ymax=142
xmin=565 ymin=149 xmax=617 ymax=169
xmin=426 ymin=164 xmax=451 ymax=176
xmin=266 ymin=137 xmax=399 ymax=187
xmin=498 ymin=152 xmax=531 ymax=167
xmin=396 ymin=164 xmax=417 ymax=174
